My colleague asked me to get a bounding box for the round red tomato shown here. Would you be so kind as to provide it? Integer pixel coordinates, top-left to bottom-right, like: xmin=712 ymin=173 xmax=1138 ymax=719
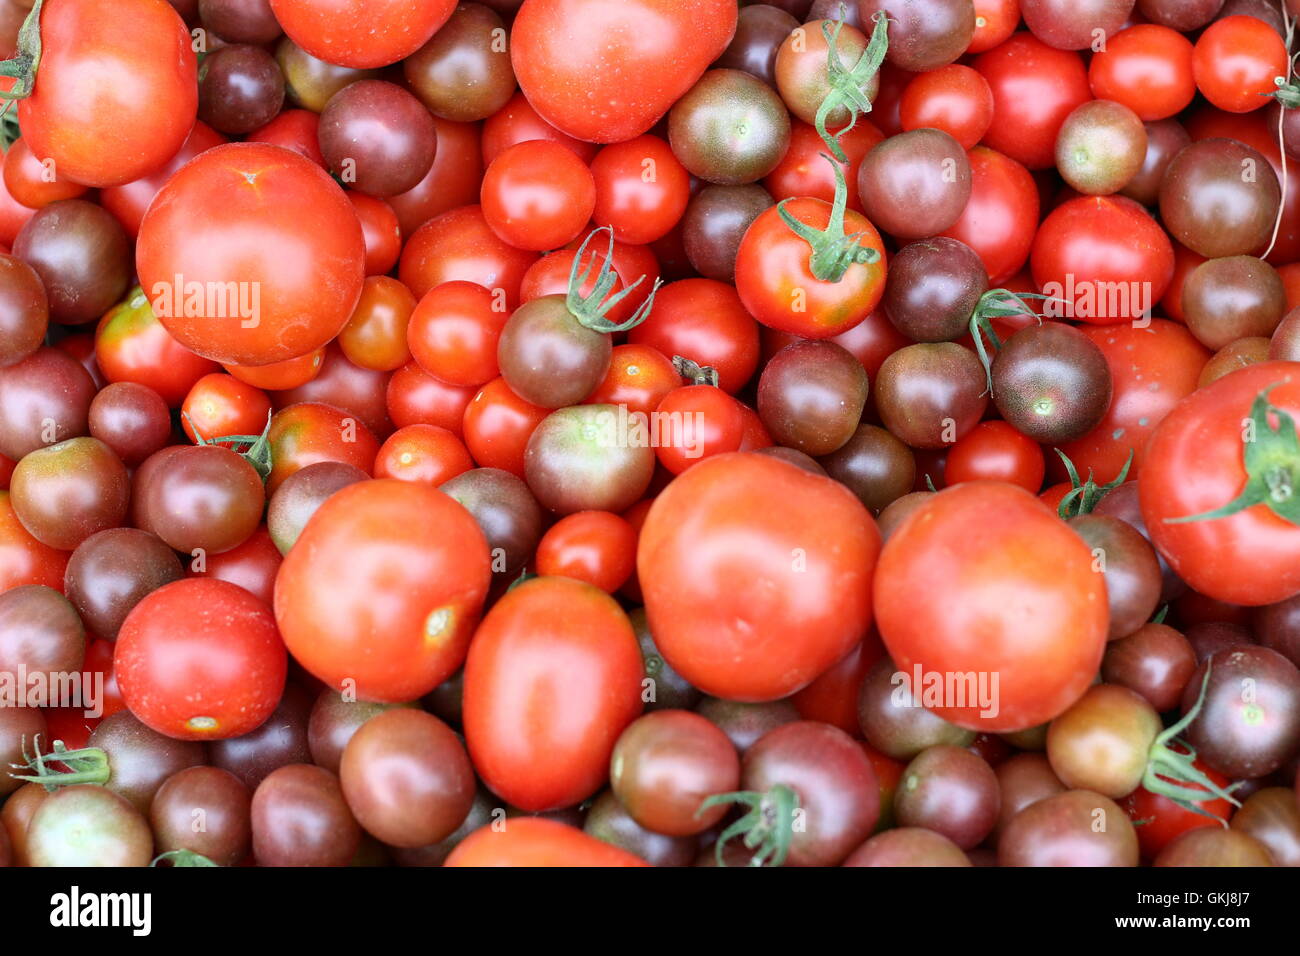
xmin=115 ymin=578 xmax=286 ymax=740
xmin=628 ymin=279 xmax=760 ymax=394
xmin=874 ymin=481 xmax=1108 ymax=732
xmin=181 ymin=373 xmax=272 ymax=444
xmin=590 ymin=135 xmax=691 ymax=246
xmin=535 ymin=511 xmax=638 ymax=594
xmin=0 ymin=490 xmax=67 ymax=592
xmin=945 ymin=421 xmax=1045 ymax=493
xmin=510 ymin=0 xmax=737 ymax=144
xmin=387 ymin=362 xmax=475 ymax=433
xmin=1192 ymin=15 xmax=1288 ymax=115
xmin=481 ymin=140 xmax=596 ymax=252
xmin=764 ymin=120 xmax=884 ymax=212
xmin=940 ymin=146 xmax=1039 ymax=285
xmin=407 ymin=281 xmax=508 ymax=388
xmin=638 ymin=452 xmax=881 ymax=701
xmin=266 ymin=402 xmax=379 ymax=494
xmin=268 ymin=0 xmax=455 ymax=69
xmin=136 ymin=143 xmax=366 ymax=367
xmin=899 ymin=65 xmax=994 ymax=150
xmin=1088 ymin=24 xmax=1196 ymax=122
xmin=446 ymin=817 xmax=648 ymax=867
xmin=463 ymin=575 xmax=644 ymax=811
xmin=1140 ymin=362 xmax=1300 ymax=606
xmin=275 ymin=479 xmax=492 ymax=702
xmin=16 ymin=0 xmax=197 ymax=187
xmin=95 ymin=289 xmax=219 ymax=407
xmin=373 ymin=424 xmax=473 ymax=486
xmin=398 ymin=205 xmax=538 ymax=306
xmin=462 ymin=377 xmax=549 ymax=477
xmin=1120 ymin=753 xmax=1235 ymax=860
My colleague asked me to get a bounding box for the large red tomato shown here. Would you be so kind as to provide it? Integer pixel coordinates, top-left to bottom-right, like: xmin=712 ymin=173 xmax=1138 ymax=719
xmin=1139 ymin=362 xmax=1300 ymax=606
xmin=274 ymin=479 xmax=492 ymax=702
xmin=638 ymin=452 xmax=881 ymax=701
xmin=268 ymin=0 xmax=456 ymax=69
xmin=510 ymin=0 xmax=738 ymax=144
xmin=463 ymin=576 xmax=644 ymax=812
xmin=136 ymin=143 xmax=366 ymax=367
xmin=874 ymin=482 xmax=1108 ymax=732
xmin=14 ymin=0 xmax=197 ymax=187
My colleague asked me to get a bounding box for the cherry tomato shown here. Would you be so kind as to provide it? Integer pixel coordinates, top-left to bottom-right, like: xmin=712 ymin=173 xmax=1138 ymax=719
xmin=1088 ymin=24 xmax=1196 ymax=122
xmin=899 ymin=65 xmax=994 ymax=150
xmin=590 ymin=135 xmax=691 ymax=246
xmin=266 ymin=401 xmax=379 ymax=494
xmin=346 ymin=192 xmax=402 ymax=277
xmin=95 ymin=289 xmax=219 ymax=407
xmin=398 ymin=204 xmax=538 ymax=306
xmin=181 ymin=373 xmax=272 ymax=444
xmin=628 ymin=279 xmax=760 ymax=394
xmin=586 ymin=344 xmax=682 ymax=419
xmin=446 ymin=817 xmax=648 ymax=867
xmin=940 ymin=147 xmax=1039 ymax=285
xmin=535 ymin=511 xmax=638 ymax=594
xmin=481 ymin=140 xmax=597 ymax=252
xmin=268 ymin=0 xmax=455 ymax=69
xmin=462 ymin=377 xmax=549 ymax=477
xmin=373 ymin=424 xmax=473 ymax=486
xmin=1192 ymin=15 xmax=1288 ymax=115
xmin=945 ymin=421 xmax=1045 ymax=493
xmin=408 ymin=281 xmax=509 ymax=388
xmin=386 ymin=362 xmax=475 ymax=434
xmin=653 ymin=385 xmax=746 ymax=475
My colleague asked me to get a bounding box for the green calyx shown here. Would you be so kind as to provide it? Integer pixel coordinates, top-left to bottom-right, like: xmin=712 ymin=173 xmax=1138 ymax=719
xmin=1055 ymin=448 xmax=1133 ymax=520
xmin=152 ymin=849 xmax=219 ymax=867
xmin=1141 ymin=662 xmax=1240 ymax=823
xmin=0 ymin=0 xmax=45 ymax=103
xmin=697 ymin=783 xmax=799 ymax=868
xmin=968 ymin=288 xmax=1061 ymax=395
xmin=566 ymin=226 xmax=661 ymax=334
xmin=777 ymin=153 xmax=880 ymax=283
xmin=672 ymin=355 xmax=719 ymax=388
xmin=1271 ymin=73 xmax=1300 ymax=109
xmin=1166 ymin=385 xmax=1300 ymax=526
xmin=184 ymin=410 xmax=274 ymax=483
xmin=813 ymin=11 xmax=889 ymax=163
xmin=10 ymin=736 xmax=110 ymax=791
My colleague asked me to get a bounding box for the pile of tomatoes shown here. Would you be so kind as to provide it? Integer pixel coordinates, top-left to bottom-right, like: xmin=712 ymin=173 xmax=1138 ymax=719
xmin=1 ymin=0 xmax=1300 ymax=869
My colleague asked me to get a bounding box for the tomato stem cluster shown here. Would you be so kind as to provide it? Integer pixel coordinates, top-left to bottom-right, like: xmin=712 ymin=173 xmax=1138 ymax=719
xmin=10 ymin=735 xmax=110 ymax=791
xmin=814 ymin=12 xmax=888 ymax=163
xmin=777 ymin=154 xmax=880 ymax=283
xmin=672 ymin=355 xmax=719 ymax=388
xmin=1055 ymin=448 xmax=1133 ymax=519
xmin=0 ymin=0 xmax=45 ymax=103
xmin=698 ymin=783 xmax=799 ymax=867
xmin=566 ymin=226 xmax=661 ymax=334
xmin=184 ymin=409 xmax=275 ymax=483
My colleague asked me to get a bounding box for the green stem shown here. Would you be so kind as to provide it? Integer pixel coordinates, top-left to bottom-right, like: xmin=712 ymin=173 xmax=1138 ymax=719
xmin=697 ymin=784 xmax=799 ymax=867
xmin=0 ymin=0 xmax=44 ymax=101
xmin=812 ymin=11 xmax=889 ymax=162
xmin=777 ymin=153 xmax=880 ymax=283
xmin=566 ymin=227 xmax=661 ymax=334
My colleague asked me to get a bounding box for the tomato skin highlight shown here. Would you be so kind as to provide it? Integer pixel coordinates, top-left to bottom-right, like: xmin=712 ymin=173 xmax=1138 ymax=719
xmin=874 ymin=482 xmax=1109 ymax=733
xmin=274 ymin=479 xmax=492 ymax=703
xmin=463 ymin=576 xmax=644 ymax=812
xmin=638 ymin=452 xmax=881 ymax=702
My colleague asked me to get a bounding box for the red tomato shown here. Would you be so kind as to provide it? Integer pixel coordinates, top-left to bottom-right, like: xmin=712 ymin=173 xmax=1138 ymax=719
xmin=0 ymin=161 xmax=36 ymax=245
xmin=765 ymin=120 xmax=884 ymax=212
xmin=481 ymin=141 xmax=596 ymax=252
xmin=0 ymin=490 xmax=67 ymax=592
xmin=268 ymin=341 xmax=393 ymax=440
xmin=462 ymin=377 xmax=549 ymax=477
xmin=974 ymin=33 xmax=1090 ymax=170
xmin=1030 ymin=195 xmax=1175 ymax=325
xmin=1192 ymin=15 xmax=1288 ymax=114
xmin=899 ymin=65 xmax=994 ymax=150
xmin=446 ymin=817 xmax=649 ymax=867
xmin=225 ymin=349 xmax=324 ymax=391
xmin=510 ymin=0 xmax=737 ymax=144
xmin=1120 ymin=752 xmax=1234 ymax=859
xmin=42 ymin=707 xmax=98 ymax=751
xmin=100 ymin=121 xmax=228 ymax=238
xmin=137 ymin=143 xmax=367 ymax=367
xmin=95 ymin=289 xmax=219 ymax=407
xmin=407 ymin=281 xmax=508 ymax=388
xmin=266 ymin=401 xmax=379 ymax=494
xmin=346 ymin=192 xmax=402 ymax=277
xmin=791 ymin=635 xmax=886 ymax=736
xmin=535 ymin=511 xmax=638 ymax=594
xmin=874 ymin=482 xmax=1108 ymax=732
xmin=587 ymin=344 xmax=682 ymax=419
xmin=386 ymin=362 xmax=475 ymax=434
xmin=189 ymin=525 xmax=282 ymax=607
xmin=388 ymin=117 xmax=484 ymax=238
xmin=482 ymin=91 xmax=600 ymax=167
xmin=246 ymin=110 xmax=326 ymax=169
xmin=521 ymin=247 xmax=635 ymax=325
xmin=968 ymin=0 xmax=1020 ymax=54
xmin=463 ymin=576 xmax=644 ymax=811
xmin=116 ymin=578 xmax=287 ymax=740
xmin=2 ymin=138 xmax=88 ymax=208
xmin=652 ymin=385 xmax=746 ymax=475
xmin=628 ymin=279 xmax=760 ymax=394
xmin=81 ymin=639 xmax=126 ymax=719
xmin=1088 ymin=25 xmax=1196 ymax=122
xmin=945 ymin=421 xmax=1045 ymax=492
xmin=590 ymin=135 xmax=691 ymax=246
xmin=181 ymin=373 xmax=272 ymax=443
xmin=1139 ymin=362 xmax=1300 ymax=606
xmin=638 ymin=452 xmax=881 ymax=701
xmin=940 ymin=146 xmax=1039 ymax=285
xmin=373 ymin=424 xmax=473 ymax=486
xmin=1056 ymin=320 xmax=1210 ymax=484
xmin=734 ymin=198 xmax=886 ymax=340
xmin=275 ymin=479 xmax=492 ymax=702
xmin=398 ymin=205 xmax=538 ymax=305
xmin=268 ymin=0 xmax=455 ymax=69
xmin=17 ymin=0 xmax=197 ymax=187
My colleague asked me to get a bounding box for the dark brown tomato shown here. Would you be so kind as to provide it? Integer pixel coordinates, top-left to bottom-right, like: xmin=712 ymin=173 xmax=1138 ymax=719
xmin=88 ymin=383 xmax=173 ymax=468
xmin=318 ymin=80 xmax=437 ymax=198
xmin=403 ymin=2 xmax=515 ymax=123
xmin=857 ymin=657 xmax=976 ymax=760
xmin=991 ymin=322 xmax=1111 ymax=444
xmin=251 ymin=763 xmax=361 ymax=866
xmin=818 ymin=424 xmax=916 ymax=513
xmin=993 ymin=752 xmax=1066 ymax=842
xmin=857 ymin=128 xmax=972 ymax=240
xmin=63 ymin=528 xmax=182 ymax=641
xmin=12 ymin=200 xmax=130 ymax=325
xmin=1068 ymin=514 xmax=1162 ymax=641
xmin=0 ymin=705 xmax=46 ymax=798
xmin=857 ymin=0 xmax=975 ymax=72
xmin=151 ymin=765 xmax=252 ymax=867
xmin=198 ymin=44 xmax=286 ymax=136
xmin=757 ymin=341 xmax=868 ymax=456
xmin=1135 ymin=0 xmax=1222 ymax=32
xmin=681 ymin=184 xmax=775 ymax=283
xmin=894 ymin=744 xmax=999 ymax=848
xmin=389 ymin=789 xmax=496 ymax=867
xmin=306 ymin=691 xmax=410 ymax=774
xmin=842 ymin=826 xmax=972 ymax=865
xmin=1253 ymin=594 xmax=1300 ymax=669
xmin=998 ymin=789 xmax=1139 ymax=866
xmin=1102 ymin=623 xmax=1198 ymax=712
xmin=695 ymin=696 xmax=800 ymax=752
xmin=582 ymin=790 xmax=697 ymax=866
xmin=774 ymin=19 xmax=877 ymax=129
xmin=883 ymin=236 xmax=987 ymax=342
xmin=1120 ymin=119 xmax=1190 ymax=207
xmin=276 ymin=36 xmax=377 ymax=113
xmin=497 ymin=297 xmax=611 ymax=410
xmin=1184 ymin=621 xmax=1255 ymax=664
xmin=266 ymin=461 xmax=368 ymax=555
xmin=88 ymin=710 xmax=207 ymax=813
xmin=1159 ymin=139 xmax=1280 ymax=259
xmin=0 ymin=585 xmax=85 ymax=680
xmin=1181 ymin=256 xmax=1285 ymax=351
xmin=668 ymin=69 xmax=792 ymax=186
xmin=715 ymin=4 xmax=800 ymax=88
xmin=874 ymin=342 xmax=988 ymax=449
xmin=199 ymin=0 xmax=283 ymax=44
xmin=133 ymin=444 xmax=265 ymax=555
xmin=631 ymin=608 xmax=702 ymax=713
xmin=439 ymin=467 xmax=544 ymax=581
xmin=1020 ymin=0 xmax=1135 ymax=51
xmin=1229 ymin=787 xmax=1300 ymax=866
xmin=0 ymin=347 xmax=96 ymax=461
xmin=523 ymin=404 xmax=656 ymax=515
xmin=1154 ymin=826 xmax=1274 ymax=866
xmin=10 ymin=437 xmax=129 ymax=551
xmin=1093 ymin=480 xmax=1185 ymax=604
xmin=210 ymin=683 xmax=314 ymax=790
xmin=0 ymin=254 xmax=49 ymax=367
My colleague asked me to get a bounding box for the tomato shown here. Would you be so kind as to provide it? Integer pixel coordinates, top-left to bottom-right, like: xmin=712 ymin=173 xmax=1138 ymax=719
xmin=535 ymin=511 xmax=638 ymax=594
xmin=1120 ymin=753 xmax=1234 ymax=859
xmin=586 ymin=344 xmax=682 ymax=419
xmin=463 ymin=576 xmax=644 ymax=811
xmin=373 ymin=424 xmax=473 ymax=486
xmin=95 ymin=289 xmax=219 ymax=407
xmin=1088 ymin=25 xmax=1196 ymax=122
xmin=764 ymin=120 xmax=884 ymax=212
xmin=0 ymin=490 xmax=67 ymax=592
xmin=1140 ymin=362 xmax=1300 ymax=606
xmin=346 ymin=192 xmax=402 ymax=277
xmin=875 ymin=482 xmax=1108 ymax=732
xmin=181 ymin=373 xmax=272 ymax=444
xmin=899 ymin=65 xmax=994 ymax=150
xmin=276 ymin=479 xmax=491 ymax=702
xmin=80 ymin=638 xmax=125 ymax=719
xmin=590 ymin=135 xmax=691 ymax=246
xmin=791 ymin=634 xmax=886 ymax=736
xmin=407 ymin=281 xmax=508 ymax=388
xmin=462 ymin=377 xmax=549 ymax=477
xmin=388 ymin=117 xmax=485 ymax=238
xmin=1192 ymin=15 xmax=1289 ymax=115
xmin=266 ymin=401 xmax=379 ymax=494
xmin=398 ymin=205 xmax=538 ymax=306
xmin=189 ymin=524 xmax=282 ymax=606
xmin=1055 ymin=320 xmax=1210 ymax=484
xmin=268 ymin=0 xmax=455 ymax=69
xmin=968 ymin=0 xmax=1020 ymax=54
xmin=99 ymin=122 xmax=227 ymax=238
xmin=628 ymin=279 xmax=760 ymax=394
xmin=481 ymin=141 xmax=596 ymax=253
xmin=2 ymin=138 xmax=88 ymax=208
xmin=446 ymin=817 xmax=648 ymax=867
xmin=247 ymin=110 xmax=326 ymax=169
xmin=386 ymin=361 xmax=475 ymax=434
xmin=639 ymin=452 xmax=881 ymax=701
xmin=337 ymin=275 xmax=414 ymax=373
xmin=510 ymin=0 xmax=737 ymax=144
xmin=653 ymin=384 xmax=746 ymax=475
xmin=15 ymin=0 xmax=197 ymax=187
xmin=137 ymin=143 xmax=366 ymax=367
xmin=115 ymin=578 xmax=286 ymax=740
xmin=945 ymin=421 xmax=1045 ymax=493
xmin=735 ymin=197 xmax=886 ymax=340
xmin=974 ymin=33 xmax=1090 ymax=171
xmin=224 ymin=349 xmax=324 ymax=391
xmin=1030 ymin=196 xmax=1175 ymax=325
xmin=482 ymin=91 xmax=600 ymax=167
xmin=940 ymin=147 xmax=1039 ymax=285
